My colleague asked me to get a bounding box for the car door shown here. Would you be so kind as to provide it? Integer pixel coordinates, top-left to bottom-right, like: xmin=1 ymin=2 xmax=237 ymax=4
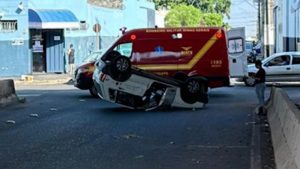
xmin=263 ymin=54 xmax=292 ymax=76
xmin=227 ymin=27 xmax=248 ymax=77
xmin=291 ymin=54 xmax=300 ymax=75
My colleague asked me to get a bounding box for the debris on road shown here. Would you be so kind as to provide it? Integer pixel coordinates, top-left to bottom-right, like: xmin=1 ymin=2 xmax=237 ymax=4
xmin=29 ymin=113 xmax=39 ymax=118
xmin=6 ymin=120 xmax=16 ymax=124
xmin=134 ymin=155 xmax=144 ymax=159
xmin=79 ymin=99 xmax=86 ymax=102
xmin=122 ymin=134 xmax=142 ymax=140
xmin=191 ymin=158 xmax=201 ymax=164
xmin=18 ymin=97 xmax=26 ymax=103
xmin=169 ymin=141 xmax=175 ymax=145
xmin=50 ymin=108 xmax=57 ymax=111
xmin=245 ymin=121 xmax=256 ymax=125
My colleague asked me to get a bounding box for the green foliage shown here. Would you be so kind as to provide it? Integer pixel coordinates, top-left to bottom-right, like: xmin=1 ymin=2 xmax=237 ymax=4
xmin=153 ymin=0 xmax=231 ymax=17
xmin=164 ymin=5 xmax=201 ymax=27
xmin=165 ymin=5 xmax=225 ymax=27
xmin=193 ymin=0 xmax=231 ymax=16
xmin=200 ymin=13 xmax=223 ymax=27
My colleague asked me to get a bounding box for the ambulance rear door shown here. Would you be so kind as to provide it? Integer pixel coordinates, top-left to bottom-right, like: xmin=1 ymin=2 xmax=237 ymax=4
xmin=226 ymin=27 xmax=248 ymax=78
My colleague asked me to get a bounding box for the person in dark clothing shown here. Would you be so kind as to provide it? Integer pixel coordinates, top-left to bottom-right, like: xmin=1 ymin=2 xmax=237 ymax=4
xmin=254 ymin=60 xmax=266 ymax=115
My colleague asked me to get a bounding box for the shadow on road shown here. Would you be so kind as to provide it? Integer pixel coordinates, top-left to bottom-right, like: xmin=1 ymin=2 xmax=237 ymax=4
xmin=209 ymin=92 xmax=234 ymax=98
xmin=98 ymin=106 xmax=205 ymax=115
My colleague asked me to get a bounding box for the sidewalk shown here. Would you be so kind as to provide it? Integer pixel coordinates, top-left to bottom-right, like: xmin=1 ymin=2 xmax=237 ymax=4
xmin=0 ymin=73 xmax=73 ymax=85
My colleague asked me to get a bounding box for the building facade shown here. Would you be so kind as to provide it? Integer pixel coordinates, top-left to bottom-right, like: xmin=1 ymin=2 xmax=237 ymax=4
xmin=0 ymin=0 xmax=30 ymax=77
xmin=0 ymin=0 xmax=155 ymax=77
xmin=273 ymin=0 xmax=300 ymax=53
xmin=256 ymin=0 xmax=275 ymax=57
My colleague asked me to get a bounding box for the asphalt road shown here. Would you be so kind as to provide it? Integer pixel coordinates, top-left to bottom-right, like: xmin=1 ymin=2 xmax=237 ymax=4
xmin=0 ymin=84 xmax=281 ymax=169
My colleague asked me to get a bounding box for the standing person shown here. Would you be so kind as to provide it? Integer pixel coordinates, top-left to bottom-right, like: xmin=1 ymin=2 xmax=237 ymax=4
xmin=67 ymin=44 xmax=75 ymax=75
xmin=254 ymin=60 xmax=266 ymax=115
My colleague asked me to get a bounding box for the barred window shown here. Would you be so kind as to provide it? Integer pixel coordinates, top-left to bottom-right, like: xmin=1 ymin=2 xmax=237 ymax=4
xmin=0 ymin=20 xmax=18 ymax=32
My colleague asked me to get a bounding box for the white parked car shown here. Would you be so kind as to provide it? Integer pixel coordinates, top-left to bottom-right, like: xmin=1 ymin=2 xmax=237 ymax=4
xmin=244 ymin=52 xmax=300 ymax=86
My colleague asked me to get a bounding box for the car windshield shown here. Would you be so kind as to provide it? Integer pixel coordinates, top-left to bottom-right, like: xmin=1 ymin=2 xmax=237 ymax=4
xmin=82 ymin=49 xmax=107 ymax=63
xmin=82 ymin=52 xmax=101 ymax=63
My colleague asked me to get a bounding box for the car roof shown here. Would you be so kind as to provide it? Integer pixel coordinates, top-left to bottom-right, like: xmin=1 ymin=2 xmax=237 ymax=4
xmin=262 ymin=51 xmax=300 ymax=63
xmin=271 ymin=51 xmax=300 ymax=56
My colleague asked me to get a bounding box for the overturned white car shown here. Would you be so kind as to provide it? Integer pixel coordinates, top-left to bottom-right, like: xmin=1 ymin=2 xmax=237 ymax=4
xmin=92 ymin=51 xmax=208 ymax=110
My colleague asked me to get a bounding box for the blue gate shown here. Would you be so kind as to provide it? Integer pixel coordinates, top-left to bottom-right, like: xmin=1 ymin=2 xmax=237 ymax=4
xmin=45 ymin=30 xmax=64 ymax=73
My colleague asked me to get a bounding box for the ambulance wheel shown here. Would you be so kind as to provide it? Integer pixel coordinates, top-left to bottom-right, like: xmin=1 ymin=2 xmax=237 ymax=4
xmin=109 ymin=55 xmax=132 ymax=82
xmin=181 ymin=78 xmax=202 ymax=104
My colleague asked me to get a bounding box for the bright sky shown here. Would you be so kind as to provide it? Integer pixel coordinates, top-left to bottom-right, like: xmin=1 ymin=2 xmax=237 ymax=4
xmin=225 ymin=0 xmax=258 ymax=39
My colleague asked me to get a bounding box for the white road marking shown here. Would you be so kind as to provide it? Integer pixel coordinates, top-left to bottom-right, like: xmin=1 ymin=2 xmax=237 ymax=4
xmin=187 ymin=145 xmax=248 ymax=149
xmin=250 ymin=110 xmax=261 ymax=169
xmin=18 ymin=94 xmax=42 ymax=97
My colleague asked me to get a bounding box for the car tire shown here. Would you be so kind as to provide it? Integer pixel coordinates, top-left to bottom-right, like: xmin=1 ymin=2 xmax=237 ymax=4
xmin=109 ymin=55 xmax=132 ymax=82
xmin=181 ymin=77 xmax=206 ymax=104
xmin=106 ymin=50 xmax=121 ymax=62
xmin=173 ymin=72 xmax=188 ymax=82
xmin=89 ymin=85 xmax=99 ymax=98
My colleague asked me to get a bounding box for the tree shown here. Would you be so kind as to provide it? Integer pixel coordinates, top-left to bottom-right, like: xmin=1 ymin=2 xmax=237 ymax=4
xmin=200 ymin=13 xmax=223 ymax=27
xmin=165 ymin=5 xmax=225 ymax=27
xmin=152 ymin=0 xmax=185 ymax=9
xmin=164 ymin=5 xmax=201 ymax=27
xmin=153 ymin=0 xmax=231 ymax=17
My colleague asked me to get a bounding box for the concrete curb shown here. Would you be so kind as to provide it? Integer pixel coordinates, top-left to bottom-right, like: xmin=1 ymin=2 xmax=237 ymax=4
xmin=0 ymin=74 xmax=72 ymax=86
xmin=14 ymin=78 xmax=71 ymax=85
xmin=266 ymin=87 xmax=300 ymax=169
xmin=0 ymin=79 xmax=24 ymax=107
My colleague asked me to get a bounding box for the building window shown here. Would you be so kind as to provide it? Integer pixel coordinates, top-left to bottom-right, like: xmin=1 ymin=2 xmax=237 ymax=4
xmin=0 ymin=20 xmax=18 ymax=32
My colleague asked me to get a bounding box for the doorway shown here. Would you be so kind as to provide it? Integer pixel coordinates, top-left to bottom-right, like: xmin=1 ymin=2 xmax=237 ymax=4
xmin=31 ymin=29 xmax=65 ymax=73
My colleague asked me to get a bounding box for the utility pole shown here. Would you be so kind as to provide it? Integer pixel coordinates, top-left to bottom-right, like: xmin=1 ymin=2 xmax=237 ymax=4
xmin=257 ymin=0 xmax=261 ymax=40
xmin=266 ymin=0 xmax=269 ymax=57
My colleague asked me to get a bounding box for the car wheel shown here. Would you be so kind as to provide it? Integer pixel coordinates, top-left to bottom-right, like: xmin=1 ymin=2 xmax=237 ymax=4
xmin=89 ymin=85 xmax=99 ymax=98
xmin=173 ymin=72 xmax=188 ymax=82
xmin=109 ymin=55 xmax=132 ymax=82
xmin=244 ymin=76 xmax=255 ymax=87
xmin=106 ymin=50 xmax=121 ymax=62
xmin=181 ymin=78 xmax=204 ymax=104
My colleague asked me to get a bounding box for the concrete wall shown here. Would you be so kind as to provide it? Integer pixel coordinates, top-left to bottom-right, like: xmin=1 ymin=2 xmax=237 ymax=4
xmin=29 ymin=0 xmax=155 ymax=37
xmin=28 ymin=0 xmax=154 ymax=68
xmin=64 ymin=36 xmax=116 ymax=67
xmin=65 ymin=0 xmax=154 ymax=66
xmin=0 ymin=0 xmax=155 ymax=77
xmin=0 ymin=41 xmax=31 ymax=76
xmin=0 ymin=0 xmax=30 ymax=77
xmin=266 ymin=87 xmax=300 ymax=169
